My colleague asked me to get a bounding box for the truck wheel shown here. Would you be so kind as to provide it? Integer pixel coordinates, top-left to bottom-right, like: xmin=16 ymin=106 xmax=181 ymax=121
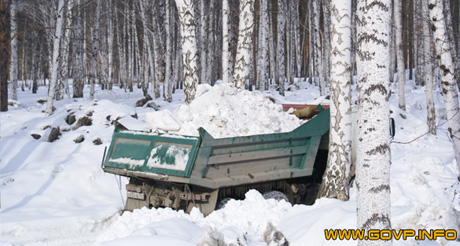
xmin=263 ymin=191 xmax=289 ymax=202
xmin=215 ymin=197 xmax=233 ymax=210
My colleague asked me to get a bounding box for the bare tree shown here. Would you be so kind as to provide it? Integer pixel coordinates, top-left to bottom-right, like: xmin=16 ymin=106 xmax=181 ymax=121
xmin=395 ymin=0 xmax=406 ymax=111
xmin=0 ymin=0 xmax=9 ymax=112
xmin=318 ymin=0 xmax=352 ymax=201
xmin=45 ymin=0 xmax=66 ymax=115
xmin=175 ymin=0 xmax=198 ymax=104
xmin=233 ymin=0 xmax=254 ymax=89
xmin=222 ymin=0 xmax=232 ymax=84
xmin=356 ymin=0 xmax=392 ymax=244
xmin=422 ymin=0 xmax=436 ymax=134
xmin=276 ymin=0 xmax=286 ymax=95
xmin=89 ymin=0 xmax=101 ymax=100
xmin=9 ymin=0 xmax=17 ymax=101
xmin=429 ymin=0 xmax=460 ymax=176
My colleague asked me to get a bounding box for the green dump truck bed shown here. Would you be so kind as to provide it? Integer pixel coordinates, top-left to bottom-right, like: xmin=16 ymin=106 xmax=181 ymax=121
xmin=102 ymin=105 xmax=330 ymax=215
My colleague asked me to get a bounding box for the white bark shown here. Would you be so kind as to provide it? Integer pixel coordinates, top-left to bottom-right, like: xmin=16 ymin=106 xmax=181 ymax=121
xmin=429 ymin=0 xmax=460 ymax=175
xmin=58 ymin=0 xmax=72 ymax=100
xmin=140 ymin=0 xmax=155 ymax=96
xmin=164 ymin=0 xmax=172 ymax=102
xmin=199 ymin=0 xmax=207 ymax=84
xmin=257 ymin=0 xmax=269 ymax=91
xmin=152 ymin=8 xmax=162 ymax=98
xmin=388 ymin=15 xmax=396 ymax=83
xmin=356 ymin=0 xmax=392 ymax=244
xmin=292 ymin=0 xmax=301 ymax=88
xmin=286 ymin=0 xmax=292 ymax=86
xmin=45 ymin=0 xmax=66 ymax=115
xmin=268 ymin=4 xmax=276 ymax=84
xmin=322 ymin=0 xmax=331 ymax=87
xmin=9 ymin=0 xmax=17 ymax=101
xmin=175 ymin=0 xmax=199 ymax=104
xmin=395 ymin=0 xmax=406 ymax=111
xmin=72 ymin=0 xmax=83 ymax=98
xmin=108 ymin=0 xmax=114 ymax=90
xmin=423 ymin=0 xmax=436 ymax=135
xmin=233 ymin=0 xmax=254 ymax=89
xmin=89 ymin=0 xmax=101 ymax=100
xmin=313 ymin=0 xmax=324 ymax=95
xmin=276 ymin=0 xmax=286 ymax=95
xmin=222 ymin=0 xmax=231 ymax=84
xmin=318 ymin=0 xmax=352 ymax=201
xmin=206 ymin=0 xmax=215 ymax=84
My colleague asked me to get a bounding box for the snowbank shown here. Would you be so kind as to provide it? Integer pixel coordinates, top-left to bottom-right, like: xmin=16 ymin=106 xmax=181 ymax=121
xmin=146 ymin=84 xmax=303 ymax=138
xmin=1 ymin=82 xmax=459 ymax=246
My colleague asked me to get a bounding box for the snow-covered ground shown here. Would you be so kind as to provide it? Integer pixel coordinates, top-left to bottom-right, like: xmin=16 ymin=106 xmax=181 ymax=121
xmin=1 ymin=80 xmax=459 ymax=246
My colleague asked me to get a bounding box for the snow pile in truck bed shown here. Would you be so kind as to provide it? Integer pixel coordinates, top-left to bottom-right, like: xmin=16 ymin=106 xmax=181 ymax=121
xmin=145 ymin=84 xmax=303 ymax=138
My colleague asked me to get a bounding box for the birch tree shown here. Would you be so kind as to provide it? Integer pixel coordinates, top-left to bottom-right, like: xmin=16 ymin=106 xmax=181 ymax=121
xmin=312 ymin=0 xmax=324 ymax=95
xmin=175 ymin=0 xmax=198 ymax=104
xmin=429 ymin=0 xmax=460 ymax=175
xmin=422 ymin=0 xmax=436 ymax=134
xmin=45 ymin=0 xmax=66 ymax=115
xmin=233 ymin=0 xmax=254 ymax=89
xmin=356 ymin=0 xmax=392 ymax=244
xmin=9 ymin=0 xmax=17 ymax=101
xmin=222 ymin=0 xmax=232 ymax=84
xmin=317 ymin=0 xmax=352 ymax=201
xmin=276 ymin=0 xmax=286 ymax=95
xmin=257 ymin=0 xmax=269 ymax=91
xmin=0 ymin=0 xmax=8 ymax=112
xmin=89 ymin=0 xmax=101 ymax=100
xmin=163 ymin=0 xmax=173 ymax=102
xmin=72 ymin=0 xmax=84 ymax=98
xmin=394 ymin=0 xmax=406 ymax=111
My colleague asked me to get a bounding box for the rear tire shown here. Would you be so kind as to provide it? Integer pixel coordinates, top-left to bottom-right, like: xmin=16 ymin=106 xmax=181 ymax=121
xmin=215 ymin=197 xmax=233 ymax=210
xmin=262 ymin=191 xmax=289 ymax=202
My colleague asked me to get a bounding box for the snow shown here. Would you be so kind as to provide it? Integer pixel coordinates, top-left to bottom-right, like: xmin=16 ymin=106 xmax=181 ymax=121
xmin=145 ymin=83 xmax=303 ymax=138
xmin=1 ymin=80 xmax=459 ymax=246
xmin=146 ymin=143 xmax=190 ymax=171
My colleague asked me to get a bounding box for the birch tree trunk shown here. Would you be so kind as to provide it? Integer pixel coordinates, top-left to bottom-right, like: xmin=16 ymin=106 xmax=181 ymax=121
xmin=395 ymin=0 xmax=406 ymax=111
xmin=152 ymin=7 xmax=162 ymax=98
xmin=89 ymin=0 xmax=101 ymax=100
xmin=107 ymin=0 xmax=114 ymax=90
xmin=356 ymin=0 xmax=392 ymax=244
xmin=164 ymin=0 xmax=173 ymax=102
xmin=322 ymin=0 xmax=331 ymax=88
xmin=57 ymin=0 xmax=72 ymax=100
xmin=293 ymin=0 xmax=301 ymax=88
xmin=429 ymin=0 xmax=460 ymax=175
xmin=32 ymin=32 xmax=38 ymax=94
xmin=389 ymin=9 xmax=396 ymax=83
xmin=175 ymin=0 xmax=198 ymax=104
xmin=286 ymin=0 xmax=292 ymax=86
xmin=72 ymin=0 xmax=84 ymax=98
xmin=9 ymin=0 xmax=17 ymax=101
xmin=199 ymin=0 xmax=207 ymax=84
xmin=233 ymin=0 xmax=254 ymax=89
xmin=140 ymin=0 xmax=155 ymax=96
xmin=313 ymin=0 xmax=324 ymax=95
xmin=443 ymin=0 xmax=460 ymax=89
xmin=257 ymin=0 xmax=269 ymax=91
xmin=268 ymin=3 xmax=276 ymax=85
xmin=206 ymin=0 xmax=215 ymax=84
xmin=317 ymin=0 xmax=352 ymax=201
xmin=222 ymin=0 xmax=232 ymax=84
xmin=45 ymin=0 xmax=66 ymax=115
xmin=423 ymin=0 xmax=436 ymax=135
xmin=276 ymin=0 xmax=286 ymax=95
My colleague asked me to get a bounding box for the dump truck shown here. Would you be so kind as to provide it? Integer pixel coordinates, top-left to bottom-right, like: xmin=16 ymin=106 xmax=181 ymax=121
xmin=102 ymin=105 xmax=330 ymax=215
